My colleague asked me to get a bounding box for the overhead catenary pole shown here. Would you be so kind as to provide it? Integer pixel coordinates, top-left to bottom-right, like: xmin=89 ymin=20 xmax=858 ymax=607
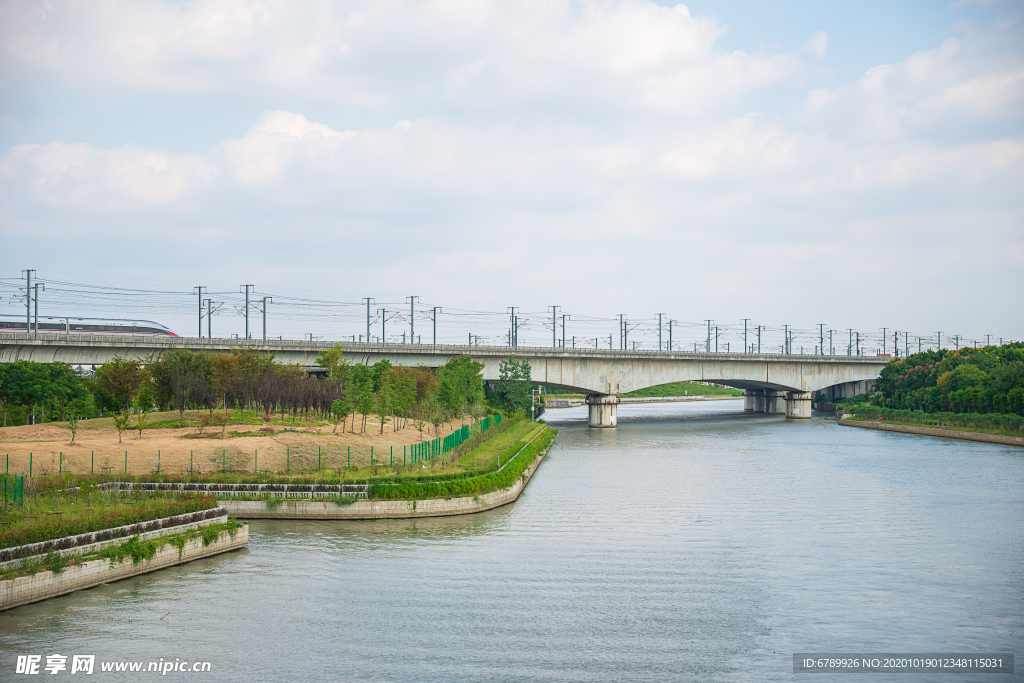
xmin=818 ymin=324 xmax=825 ymax=356
xmin=705 ymin=320 xmax=712 ymax=353
xmin=881 ymin=327 xmax=887 ymax=355
xmin=937 ymin=331 xmax=942 ymax=350
xmin=508 ymin=307 xmax=519 ymax=347
xmin=378 ymin=308 xmax=388 ymax=343
xmin=784 ymin=325 xmax=789 ymax=354
xmin=194 ymin=286 xmax=206 ymax=338
xmin=549 ymin=306 xmax=560 ymax=348
xmin=32 ymin=283 xmax=44 ymax=336
xmin=407 ymin=296 xmax=418 ymax=344
xmin=205 ymin=298 xmax=213 ymax=338
xmin=657 ymin=313 xmax=665 ymax=351
xmin=363 ymin=298 xmax=375 ymax=342
xmin=757 ymin=325 xmax=764 ymax=353
xmin=668 ymin=320 xmax=675 ymax=352
xmin=241 ymin=285 xmax=254 ymax=339
xmin=262 ymin=296 xmax=272 ymax=341
xmin=743 ymin=319 xmax=750 ymax=353
xmin=561 ymin=313 xmax=570 ymax=349
xmin=23 ymin=269 xmax=36 ymax=333
xmin=431 ymin=306 xmax=441 ymax=345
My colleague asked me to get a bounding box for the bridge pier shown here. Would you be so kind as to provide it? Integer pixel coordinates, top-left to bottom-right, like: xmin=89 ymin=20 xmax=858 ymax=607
xmin=743 ymin=390 xmax=756 ymax=411
xmin=764 ymin=390 xmax=787 ymax=414
xmin=785 ymin=391 xmax=813 ymax=419
xmin=586 ymin=394 xmax=619 ymax=428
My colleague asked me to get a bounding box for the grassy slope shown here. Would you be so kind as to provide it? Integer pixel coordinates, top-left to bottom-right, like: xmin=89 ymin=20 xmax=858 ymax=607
xmin=622 ymin=381 xmax=742 ymax=398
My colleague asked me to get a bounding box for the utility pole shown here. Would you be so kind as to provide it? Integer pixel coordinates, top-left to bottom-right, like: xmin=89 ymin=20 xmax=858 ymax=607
xmin=549 ymin=306 xmax=560 ymax=348
xmin=657 ymin=313 xmax=665 ymax=351
xmin=407 ymin=296 xmax=418 ymax=344
xmin=194 ymin=286 xmax=206 ymax=338
xmin=561 ymin=314 xmax=570 ymax=348
xmin=705 ymin=320 xmax=712 ymax=353
xmin=32 ymin=283 xmax=44 ymax=336
xmin=241 ymin=285 xmax=254 ymax=339
xmin=378 ymin=308 xmax=388 ymax=343
xmin=362 ymin=298 xmax=375 ymax=342
xmin=22 ymin=269 xmax=35 ymax=333
xmin=261 ymin=297 xmax=272 ymax=341
xmin=743 ymin=319 xmax=750 ymax=354
xmin=205 ymin=298 xmax=213 ymax=338
xmin=430 ymin=307 xmax=441 ymax=345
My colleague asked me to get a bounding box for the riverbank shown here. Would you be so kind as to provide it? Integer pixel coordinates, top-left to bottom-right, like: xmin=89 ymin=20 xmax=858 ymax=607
xmin=0 ymin=522 xmax=248 ymax=611
xmin=223 ymin=425 xmax=555 ymax=519
xmin=838 ymin=418 xmax=1024 ymax=447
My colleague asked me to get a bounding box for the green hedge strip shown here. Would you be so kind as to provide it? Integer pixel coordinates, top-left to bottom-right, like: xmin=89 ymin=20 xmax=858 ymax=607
xmin=850 ymin=406 xmax=1024 ymax=434
xmin=368 ymin=427 xmax=556 ymax=501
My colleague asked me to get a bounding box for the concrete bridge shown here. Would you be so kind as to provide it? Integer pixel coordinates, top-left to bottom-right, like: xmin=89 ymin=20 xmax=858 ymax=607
xmin=0 ymin=333 xmax=887 ymax=427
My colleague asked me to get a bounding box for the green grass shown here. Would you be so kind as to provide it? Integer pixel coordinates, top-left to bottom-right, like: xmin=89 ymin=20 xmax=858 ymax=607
xmin=622 ymin=381 xmax=742 ymax=398
xmin=0 ymin=490 xmax=219 ymax=551
xmin=844 ymin=405 xmax=1024 ymax=437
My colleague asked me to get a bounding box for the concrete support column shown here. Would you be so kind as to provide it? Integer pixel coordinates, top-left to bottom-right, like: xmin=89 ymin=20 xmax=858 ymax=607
xmin=586 ymin=394 xmax=619 ymax=428
xmin=764 ymin=391 xmax=787 ymax=414
xmin=785 ymin=391 xmax=813 ymax=419
xmin=753 ymin=391 xmax=766 ymax=412
xmin=743 ymin=390 xmax=758 ymax=411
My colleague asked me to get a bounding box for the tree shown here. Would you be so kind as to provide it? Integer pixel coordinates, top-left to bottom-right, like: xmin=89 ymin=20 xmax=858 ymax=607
xmin=496 ymin=355 xmax=532 ymax=416
xmin=0 ymin=362 xmax=36 ymax=427
xmin=95 ymin=357 xmax=145 ymax=409
xmin=134 ymin=411 xmax=150 ymax=439
xmin=112 ymin=410 xmax=132 ymax=444
xmin=46 ymin=363 xmax=86 ymax=422
xmin=331 ymin=398 xmax=351 ymax=433
xmin=316 ymin=344 xmax=351 ymax=382
xmin=437 ymin=356 xmax=484 ymax=424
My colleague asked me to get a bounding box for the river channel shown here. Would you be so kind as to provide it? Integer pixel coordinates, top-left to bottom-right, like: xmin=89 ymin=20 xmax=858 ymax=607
xmin=2 ymin=400 xmax=1022 ymax=681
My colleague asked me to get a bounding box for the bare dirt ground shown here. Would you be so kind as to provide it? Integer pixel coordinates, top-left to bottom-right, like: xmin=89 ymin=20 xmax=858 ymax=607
xmin=0 ymin=412 xmax=471 ymax=476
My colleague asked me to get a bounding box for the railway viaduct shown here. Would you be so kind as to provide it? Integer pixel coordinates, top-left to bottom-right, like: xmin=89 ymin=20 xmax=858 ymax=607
xmin=0 ymin=333 xmax=887 ymax=427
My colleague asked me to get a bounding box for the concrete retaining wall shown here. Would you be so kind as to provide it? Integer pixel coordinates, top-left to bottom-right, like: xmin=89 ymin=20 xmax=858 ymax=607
xmin=0 ymin=525 xmax=248 ymax=612
xmin=839 ymin=419 xmax=1024 ymax=447
xmin=221 ymin=450 xmax=549 ymax=520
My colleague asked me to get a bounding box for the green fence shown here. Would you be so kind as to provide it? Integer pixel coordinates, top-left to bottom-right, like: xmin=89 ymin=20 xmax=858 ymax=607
xmin=408 ymin=414 xmax=502 ymax=464
xmin=2 ymin=474 xmax=24 ymax=506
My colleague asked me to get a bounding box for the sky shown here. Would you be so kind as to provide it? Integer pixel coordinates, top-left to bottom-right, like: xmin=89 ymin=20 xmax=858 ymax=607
xmin=0 ymin=0 xmax=1021 ymax=352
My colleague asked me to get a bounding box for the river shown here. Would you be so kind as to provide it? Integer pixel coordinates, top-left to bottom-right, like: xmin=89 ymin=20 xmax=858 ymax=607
xmin=2 ymin=400 xmax=1022 ymax=681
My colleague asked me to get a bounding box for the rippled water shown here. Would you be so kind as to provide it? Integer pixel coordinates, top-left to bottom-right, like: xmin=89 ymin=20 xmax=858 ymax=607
xmin=3 ymin=401 xmax=1022 ymax=682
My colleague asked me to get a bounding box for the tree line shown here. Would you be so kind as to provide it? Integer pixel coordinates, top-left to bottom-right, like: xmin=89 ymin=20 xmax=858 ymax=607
xmin=873 ymin=342 xmax=1024 ymax=415
xmin=0 ymin=347 xmax=538 ymax=429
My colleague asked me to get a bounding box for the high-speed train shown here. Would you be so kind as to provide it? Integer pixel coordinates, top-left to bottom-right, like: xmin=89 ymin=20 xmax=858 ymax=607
xmin=0 ymin=315 xmax=179 ymax=337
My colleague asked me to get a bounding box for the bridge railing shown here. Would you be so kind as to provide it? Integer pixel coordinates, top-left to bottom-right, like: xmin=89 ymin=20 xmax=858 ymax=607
xmin=0 ymin=331 xmax=890 ymax=360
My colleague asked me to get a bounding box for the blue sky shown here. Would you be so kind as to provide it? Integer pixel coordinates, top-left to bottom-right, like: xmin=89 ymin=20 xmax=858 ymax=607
xmin=1 ymin=0 xmax=1021 ymax=348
